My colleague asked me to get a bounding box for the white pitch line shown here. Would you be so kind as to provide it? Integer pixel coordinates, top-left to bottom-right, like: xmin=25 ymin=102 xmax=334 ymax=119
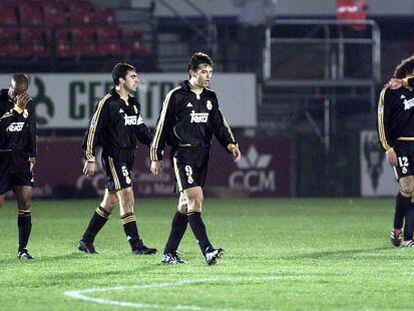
xmin=64 ymin=276 xmax=286 ymax=311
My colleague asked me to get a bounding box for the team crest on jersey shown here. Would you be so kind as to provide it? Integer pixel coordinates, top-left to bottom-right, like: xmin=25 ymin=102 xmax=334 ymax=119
xmin=206 ymin=100 xmax=212 ymax=110
xmin=403 ymin=98 xmax=414 ymax=111
xmin=133 ymin=105 xmax=138 ymax=114
xmin=23 ymin=109 xmax=28 ymax=119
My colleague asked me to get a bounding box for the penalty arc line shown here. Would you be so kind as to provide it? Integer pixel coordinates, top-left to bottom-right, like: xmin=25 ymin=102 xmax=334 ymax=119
xmin=63 ymin=276 xmax=286 ymax=310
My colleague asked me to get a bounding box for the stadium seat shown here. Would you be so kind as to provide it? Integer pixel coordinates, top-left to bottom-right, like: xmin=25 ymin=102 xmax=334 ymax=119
xmin=0 ymin=7 xmax=18 ymax=25
xmin=43 ymin=4 xmax=67 ymax=27
xmin=0 ymin=28 xmax=19 ymax=57
xmin=55 ymin=27 xmax=73 ymax=57
xmin=120 ymin=29 xmax=148 ymax=55
xmin=70 ymin=26 xmax=97 ymax=56
xmin=68 ymin=4 xmax=94 ymax=24
xmin=20 ymin=27 xmax=48 ymax=57
xmin=18 ymin=4 xmax=43 ymax=26
xmin=0 ymin=44 xmax=20 ymax=57
xmin=92 ymin=6 xmax=115 ymax=24
xmin=95 ymin=28 xmax=122 ymax=56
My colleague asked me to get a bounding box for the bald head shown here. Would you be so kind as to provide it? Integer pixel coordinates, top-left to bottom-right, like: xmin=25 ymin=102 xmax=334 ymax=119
xmin=9 ymin=74 xmax=29 ymax=97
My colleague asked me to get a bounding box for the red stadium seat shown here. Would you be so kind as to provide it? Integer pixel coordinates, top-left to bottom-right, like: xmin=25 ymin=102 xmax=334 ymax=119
xmin=68 ymin=4 xmax=94 ymax=24
xmin=43 ymin=4 xmax=66 ymax=27
xmin=0 ymin=7 xmax=18 ymax=25
xmin=18 ymin=4 xmax=43 ymax=26
xmin=0 ymin=28 xmax=19 ymax=42
xmin=95 ymin=28 xmax=122 ymax=56
xmin=120 ymin=29 xmax=148 ymax=55
xmin=92 ymin=6 xmax=114 ymax=24
xmin=0 ymin=44 xmax=20 ymax=57
xmin=0 ymin=29 xmax=20 ymax=57
xmin=72 ymin=27 xmax=96 ymax=55
xmin=19 ymin=27 xmax=48 ymax=57
xmin=55 ymin=27 xmax=73 ymax=57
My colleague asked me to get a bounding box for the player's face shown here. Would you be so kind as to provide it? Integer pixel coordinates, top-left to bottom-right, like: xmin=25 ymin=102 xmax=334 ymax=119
xmin=8 ymin=79 xmax=28 ymax=99
xmin=122 ymin=70 xmax=140 ymax=94
xmin=193 ymin=64 xmax=213 ymax=88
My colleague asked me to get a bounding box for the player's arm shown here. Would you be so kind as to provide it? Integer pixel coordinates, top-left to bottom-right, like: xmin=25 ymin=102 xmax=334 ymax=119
xmin=134 ymin=104 xmax=154 ymax=147
xmin=377 ymin=87 xmax=396 ymax=166
xmin=82 ymin=99 xmax=109 ymax=176
xmin=150 ymin=91 xmax=175 ymax=162
xmin=150 ymin=90 xmax=176 ymax=176
xmin=210 ymin=95 xmax=241 ymax=162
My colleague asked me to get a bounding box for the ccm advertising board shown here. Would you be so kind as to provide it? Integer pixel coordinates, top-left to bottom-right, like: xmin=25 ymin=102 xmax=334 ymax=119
xmin=0 ymin=73 xmax=256 ymax=127
xmin=360 ymin=130 xmax=398 ymax=196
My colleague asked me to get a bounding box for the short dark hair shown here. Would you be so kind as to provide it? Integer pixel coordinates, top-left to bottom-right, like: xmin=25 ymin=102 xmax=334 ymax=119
xmin=187 ymin=52 xmax=214 ymax=71
xmin=112 ymin=63 xmax=136 ymax=85
xmin=11 ymin=73 xmax=29 ymax=94
xmin=394 ymin=56 xmax=414 ymax=78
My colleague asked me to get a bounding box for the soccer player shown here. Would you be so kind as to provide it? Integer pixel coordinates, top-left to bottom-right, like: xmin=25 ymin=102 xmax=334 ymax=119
xmin=378 ymin=56 xmax=414 ymax=247
xmin=78 ymin=63 xmax=157 ymax=255
xmin=150 ymin=52 xmax=241 ymax=265
xmin=0 ymin=74 xmax=37 ymax=259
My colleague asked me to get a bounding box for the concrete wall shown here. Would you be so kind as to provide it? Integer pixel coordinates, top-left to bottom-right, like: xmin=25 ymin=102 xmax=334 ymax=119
xmin=131 ymin=0 xmax=414 ymax=17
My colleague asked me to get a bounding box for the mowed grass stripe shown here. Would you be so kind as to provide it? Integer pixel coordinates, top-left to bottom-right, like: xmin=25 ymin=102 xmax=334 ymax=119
xmin=0 ymin=198 xmax=412 ymax=310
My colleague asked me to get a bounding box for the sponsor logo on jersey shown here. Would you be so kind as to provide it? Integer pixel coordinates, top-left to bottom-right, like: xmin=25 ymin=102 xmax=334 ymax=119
xmin=6 ymin=122 xmax=25 ymax=132
xmin=124 ymin=115 xmax=143 ymax=126
xmin=190 ymin=110 xmax=209 ymax=123
xmin=403 ymin=98 xmax=414 ymax=111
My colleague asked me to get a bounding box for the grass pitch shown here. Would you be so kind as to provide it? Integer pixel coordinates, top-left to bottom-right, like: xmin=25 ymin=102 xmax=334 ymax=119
xmin=0 ymin=198 xmax=411 ymax=310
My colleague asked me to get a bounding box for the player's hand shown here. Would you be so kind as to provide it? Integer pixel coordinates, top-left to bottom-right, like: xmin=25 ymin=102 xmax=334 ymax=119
xmin=83 ymin=161 xmax=96 ymax=177
xmin=231 ymin=146 xmax=242 ymax=162
xmin=16 ymin=92 xmax=30 ymax=110
xmin=386 ymin=148 xmax=397 ymax=166
xmin=29 ymin=157 xmax=36 ymax=171
xmin=150 ymin=161 xmax=163 ymax=176
xmin=386 ymin=78 xmax=403 ymax=90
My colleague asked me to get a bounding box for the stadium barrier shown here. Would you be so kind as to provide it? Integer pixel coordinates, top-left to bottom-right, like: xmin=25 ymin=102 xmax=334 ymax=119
xmin=24 ymin=136 xmax=292 ymax=199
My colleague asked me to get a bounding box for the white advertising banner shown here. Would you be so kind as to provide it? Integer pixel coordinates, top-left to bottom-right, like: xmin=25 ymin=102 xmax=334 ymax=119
xmin=360 ymin=130 xmax=399 ymax=197
xmin=0 ymin=73 xmax=256 ymax=128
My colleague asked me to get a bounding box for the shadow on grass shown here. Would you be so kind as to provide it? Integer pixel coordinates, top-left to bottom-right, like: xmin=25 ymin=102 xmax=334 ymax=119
xmin=281 ymin=246 xmax=401 ymax=260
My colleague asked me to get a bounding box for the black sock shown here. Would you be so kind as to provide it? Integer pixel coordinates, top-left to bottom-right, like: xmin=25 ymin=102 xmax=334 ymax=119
xmin=404 ymin=202 xmax=414 ymax=240
xmin=394 ymin=192 xmax=411 ymax=229
xmin=18 ymin=210 xmax=32 ymax=251
xmin=82 ymin=206 xmax=110 ymax=243
xmin=188 ymin=212 xmax=212 ymax=255
xmin=164 ymin=211 xmax=188 ymax=254
xmin=121 ymin=212 xmax=142 ymax=250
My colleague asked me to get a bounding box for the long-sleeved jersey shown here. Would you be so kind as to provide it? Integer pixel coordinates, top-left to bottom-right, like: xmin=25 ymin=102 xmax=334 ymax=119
xmin=82 ymin=88 xmax=153 ymax=161
xmin=377 ymin=85 xmax=414 ymax=151
xmin=0 ymin=89 xmax=37 ymax=157
xmin=150 ymin=80 xmax=237 ymax=161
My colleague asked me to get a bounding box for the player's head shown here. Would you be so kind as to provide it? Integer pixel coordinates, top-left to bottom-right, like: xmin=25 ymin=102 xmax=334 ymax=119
xmin=9 ymin=73 xmax=29 ymax=98
xmin=112 ymin=63 xmax=139 ymax=93
xmin=394 ymin=56 xmax=414 ymax=78
xmin=188 ymin=52 xmax=214 ymax=87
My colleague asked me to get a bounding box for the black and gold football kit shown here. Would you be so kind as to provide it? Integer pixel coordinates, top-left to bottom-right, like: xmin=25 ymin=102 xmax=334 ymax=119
xmin=0 ymin=89 xmax=36 ymax=195
xmin=150 ymin=80 xmax=237 ymax=191
xmin=377 ymin=85 xmax=414 ymax=179
xmin=82 ymin=88 xmax=152 ymax=191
